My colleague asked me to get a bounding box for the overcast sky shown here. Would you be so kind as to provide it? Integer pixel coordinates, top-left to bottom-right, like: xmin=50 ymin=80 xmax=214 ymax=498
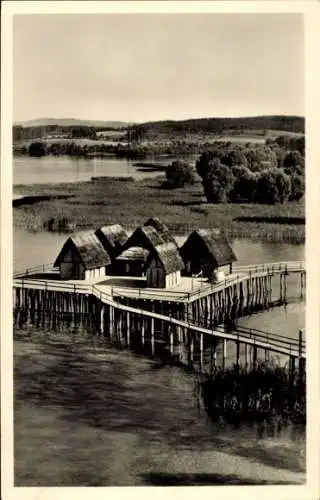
xmin=13 ymin=13 xmax=304 ymax=123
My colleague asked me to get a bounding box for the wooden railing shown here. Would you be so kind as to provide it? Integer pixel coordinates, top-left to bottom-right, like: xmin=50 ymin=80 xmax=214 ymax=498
xmin=12 ymin=260 xmax=306 ymax=359
xmin=13 ymin=277 xmax=91 ymax=294
xmin=13 ymin=262 xmax=58 ymax=278
xmin=233 ymin=261 xmax=305 ymax=274
xmin=91 ymin=284 xmax=305 ymax=359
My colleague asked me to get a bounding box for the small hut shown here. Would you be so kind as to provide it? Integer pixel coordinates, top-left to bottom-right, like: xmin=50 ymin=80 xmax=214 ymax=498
xmin=122 ymin=225 xmax=165 ymax=253
xmin=179 ymin=229 xmax=236 ymax=278
xmin=54 ymin=230 xmax=111 ymax=280
xmin=146 ymin=242 xmax=184 ymax=288
xmin=115 ymin=246 xmax=149 ymax=276
xmin=95 ymin=224 xmax=128 ymax=259
xmin=143 ymin=217 xmax=177 ymax=246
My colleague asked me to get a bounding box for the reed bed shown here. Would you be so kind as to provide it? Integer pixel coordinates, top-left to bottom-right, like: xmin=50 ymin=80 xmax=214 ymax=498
xmin=13 ymin=176 xmax=305 ymax=243
xmin=200 ymin=360 xmax=306 ymax=426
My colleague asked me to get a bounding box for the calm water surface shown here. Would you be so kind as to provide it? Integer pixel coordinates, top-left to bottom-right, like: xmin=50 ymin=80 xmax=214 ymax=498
xmin=13 ymin=227 xmax=306 ymax=482
xmin=13 ymin=155 xmax=171 ymax=186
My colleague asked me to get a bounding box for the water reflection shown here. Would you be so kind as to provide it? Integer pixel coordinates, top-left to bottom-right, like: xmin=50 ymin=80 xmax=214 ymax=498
xmin=14 ymin=313 xmax=306 ymax=455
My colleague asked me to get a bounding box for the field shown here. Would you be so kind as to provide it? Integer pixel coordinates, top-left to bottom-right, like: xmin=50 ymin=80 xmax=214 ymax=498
xmin=13 ymin=176 xmax=305 ymax=243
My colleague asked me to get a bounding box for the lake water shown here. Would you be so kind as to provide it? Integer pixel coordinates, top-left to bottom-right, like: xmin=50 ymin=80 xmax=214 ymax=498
xmin=12 ymin=228 xmax=306 ymax=485
xmin=12 ymin=160 xmax=306 ymax=484
xmin=13 ymin=155 xmax=172 ymax=187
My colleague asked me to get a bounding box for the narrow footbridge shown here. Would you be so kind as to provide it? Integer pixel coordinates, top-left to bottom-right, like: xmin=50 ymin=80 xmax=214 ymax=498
xmin=13 ymin=260 xmax=306 ymax=361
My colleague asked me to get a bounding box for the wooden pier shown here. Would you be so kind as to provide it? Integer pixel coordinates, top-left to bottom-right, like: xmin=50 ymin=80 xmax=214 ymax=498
xmin=13 ymin=260 xmax=306 ymax=378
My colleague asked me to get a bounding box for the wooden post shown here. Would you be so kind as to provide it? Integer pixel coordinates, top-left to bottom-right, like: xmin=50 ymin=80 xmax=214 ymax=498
xmin=298 ymin=329 xmax=304 ymax=384
xmin=252 ymin=342 xmax=257 ymax=370
xmin=236 ymin=335 xmax=240 ymax=375
xmin=177 ymin=326 xmax=182 ymax=361
xmin=289 ymin=355 xmax=296 ymax=399
xmin=151 ymin=317 xmax=155 ymax=356
xmin=100 ymin=305 xmax=105 ymax=334
xmin=109 ymin=306 xmax=114 ymax=337
xmin=119 ymin=312 xmax=123 ymax=343
xmin=265 ymin=347 xmax=269 ymax=363
xmin=190 ymin=331 xmax=194 ymax=362
xmin=169 ymin=324 xmax=174 ymax=356
xmin=222 ymin=339 xmax=227 ymax=370
xmin=126 ymin=311 xmax=130 ymax=345
xmin=284 ymin=274 xmax=287 ymax=304
xmin=244 ymin=342 xmax=248 ymax=372
xmin=141 ymin=316 xmax=145 ymax=347
xmin=210 ymin=342 xmax=214 ymax=373
xmin=300 ymin=272 xmax=304 ymax=299
xmin=199 ymin=333 xmax=203 ymax=372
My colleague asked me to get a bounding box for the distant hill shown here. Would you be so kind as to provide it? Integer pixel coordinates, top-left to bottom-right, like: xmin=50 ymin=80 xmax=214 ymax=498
xmin=15 ymin=118 xmax=133 ymax=129
xmin=132 ymin=115 xmax=305 ymax=136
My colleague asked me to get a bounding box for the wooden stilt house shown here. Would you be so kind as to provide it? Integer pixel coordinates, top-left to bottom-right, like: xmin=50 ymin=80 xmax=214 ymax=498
xmin=95 ymin=224 xmax=128 ymax=259
xmin=146 ymin=242 xmax=184 ymax=288
xmin=54 ymin=230 xmax=111 ymax=280
xmin=179 ymin=229 xmax=236 ymax=278
xmin=115 ymin=246 xmax=149 ymax=276
xmin=122 ymin=225 xmax=165 ymax=253
xmin=143 ymin=217 xmax=177 ymax=246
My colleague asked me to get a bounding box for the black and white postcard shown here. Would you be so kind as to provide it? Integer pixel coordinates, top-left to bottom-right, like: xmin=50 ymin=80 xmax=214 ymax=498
xmin=1 ymin=2 xmax=319 ymax=500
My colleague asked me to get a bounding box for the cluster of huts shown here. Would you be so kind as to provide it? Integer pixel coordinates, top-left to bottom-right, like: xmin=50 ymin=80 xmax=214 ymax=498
xmin=54 ymin=218 xmax=236 ymax=288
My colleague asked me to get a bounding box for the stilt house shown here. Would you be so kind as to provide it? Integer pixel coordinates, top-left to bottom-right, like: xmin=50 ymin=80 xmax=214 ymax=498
xmin=115 ymin=246 xmax=149 ymax=276
xmin=146 ymin=242 xmax=184 ymax=288
xmin=179 ymin=229 xmax=236 ymax=278
xmin=122 ymin=225 xmax=165 ymax=253
xmin=143 ymin=217 xmax=177 ymax=246
xmin=54 ymin=230 xmax=111 ymax=280
xmin=95 ymin=224 xmax=128 ymax=259
xmin=115 ymin=225 xmax=165 ymax=277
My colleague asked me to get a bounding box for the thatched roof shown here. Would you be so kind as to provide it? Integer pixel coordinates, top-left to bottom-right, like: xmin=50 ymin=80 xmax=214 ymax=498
xmin=180 ymin=229 xmax=236 ymax=267
xmin=123 ymin=225 xmax=165 ymax=251
xmin=144 ymin=217 xmax=177 ymax=246
xmin=116 ymin=246 xmax=149 ymax=261
xmin=54 ymin=230 xmax=111 ymax=270
xmin=95 ymin=224 xmax=128 ymax=258
xmin=148 ymin=243 xmax=184 ymax=274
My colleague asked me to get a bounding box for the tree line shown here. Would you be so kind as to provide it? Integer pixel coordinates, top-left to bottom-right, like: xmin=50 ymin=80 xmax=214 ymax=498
xmin=13 ymin=124 xmax=121 ymax=142
xmin=166 ymin=138 xmax=305 ymax=205
xmin=129 ymin=115 xmax=305 ymax=138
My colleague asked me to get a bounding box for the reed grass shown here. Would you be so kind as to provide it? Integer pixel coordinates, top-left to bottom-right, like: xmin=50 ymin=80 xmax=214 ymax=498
xmin=13 ymin=176 xmax=305 ymax=243
xmin=200 ymin=360 xmax=306 ymax=426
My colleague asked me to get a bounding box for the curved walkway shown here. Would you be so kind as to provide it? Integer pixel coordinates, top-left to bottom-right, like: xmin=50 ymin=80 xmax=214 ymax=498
xmin=13 ymin=260 xmax=306 ymax=359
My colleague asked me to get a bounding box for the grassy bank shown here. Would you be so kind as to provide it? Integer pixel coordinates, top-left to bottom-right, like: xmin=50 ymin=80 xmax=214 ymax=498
xmin=13 ymin=176 xmax=305 ymax=243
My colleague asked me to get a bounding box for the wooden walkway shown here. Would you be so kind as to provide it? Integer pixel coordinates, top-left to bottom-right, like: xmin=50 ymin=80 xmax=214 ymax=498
xmin=13 ymin=260 xmax=306 ymax=361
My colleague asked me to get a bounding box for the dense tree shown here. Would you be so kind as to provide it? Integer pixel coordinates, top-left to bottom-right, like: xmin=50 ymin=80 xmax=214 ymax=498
xmin=229 ymin=166 xmax=258 ymax=203
xmin=202 ymin=160 xmax=235 ymax=203
xmin=289 ymin=173 xmax=305 ymax=201
xmin=283 ymin=151 xmax=304 ymax=175
xmin=196 ymin=150 xmax=223 ymax=179
xmin=255 ymin=169 xmax=291 ymax=204
xmin=127 ymin=125 xmax=146 ymax=143
xmin=71 ymin=127 xmax=97 ymax=139
xmin=275 ymin=135 xmax=305 ymax=155
xmin=220 ymin=147 xmax=248 ymax=169
xmin=245 ymin=145 xmax=278 ymax=171
xmin=28 ymin=141 xmax=46 ymax=157
xmin=166 ymin=160 xmax=195 ymax=187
